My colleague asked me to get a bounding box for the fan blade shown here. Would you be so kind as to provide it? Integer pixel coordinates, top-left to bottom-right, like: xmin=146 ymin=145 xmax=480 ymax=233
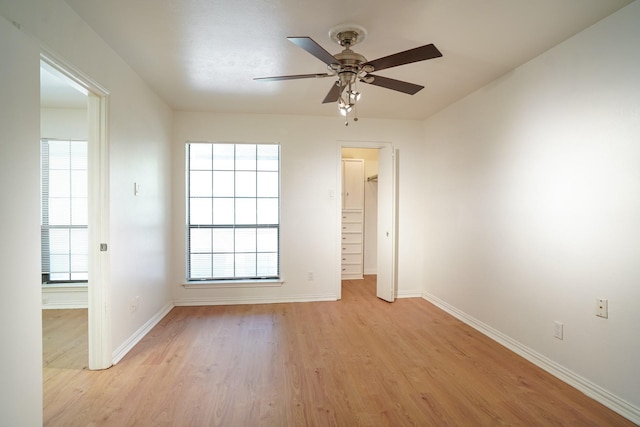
xmin=361 ymin=74 xmax=424 ymax=95
xmin=365 ymin=44 xmax=442 ymax=72
xmin=254 ymin=73 xmax=332 ymax=81
xmin=288 ymin=37 xmax=338 ymax=66
xmin=322 ymin=82 xmax=343 ymax=104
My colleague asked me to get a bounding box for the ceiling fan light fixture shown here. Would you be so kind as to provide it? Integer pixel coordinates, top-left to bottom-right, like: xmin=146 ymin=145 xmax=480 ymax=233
xmin=338 ymin=97 xmax=353 ymax=116
xmin=338 ymin=104 xmax=352 ymax=116
xmin=255 ymin=25 xmax=443 ymax=126
xmin=338 ymin=96 xmax=353 ymax=116
xmin=339 ymin=70 xmax=357 ymax=87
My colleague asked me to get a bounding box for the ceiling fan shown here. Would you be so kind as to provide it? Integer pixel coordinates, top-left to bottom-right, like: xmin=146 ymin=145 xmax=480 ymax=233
xmin=254 ymin=24 xmax=442 ymax=124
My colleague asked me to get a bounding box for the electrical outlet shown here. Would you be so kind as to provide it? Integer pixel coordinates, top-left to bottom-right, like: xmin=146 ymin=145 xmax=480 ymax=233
xmin=596 ymin=298 xmax=608 ymax=318
xmin=130 ymin=296 xmax=140 ymax=313
xmin=553 ymin=321 xmax=563 ymax=340
xmin=308 ymin=272 xmax=314 ymax=281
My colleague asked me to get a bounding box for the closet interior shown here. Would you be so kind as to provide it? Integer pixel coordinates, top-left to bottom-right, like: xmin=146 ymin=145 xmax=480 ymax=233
xmin=341 ymin=148 xmax=378 ymax=280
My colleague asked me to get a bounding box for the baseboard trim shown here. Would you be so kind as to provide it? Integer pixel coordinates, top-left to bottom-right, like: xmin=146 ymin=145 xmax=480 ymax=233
xmin=42 ymin=302 xmax=88 ymax=309
xmin=422 ymin=292 xmax=640 ymax=425
xmin=42 ymin=285 xmax=88 ymax=309
xmin=174 ymin=294 xmax=337 ymax=306
xmin=112 ymin=302 xmax=174 ymax=365
xmin=396 ymin=290 xmax=422 ymax=299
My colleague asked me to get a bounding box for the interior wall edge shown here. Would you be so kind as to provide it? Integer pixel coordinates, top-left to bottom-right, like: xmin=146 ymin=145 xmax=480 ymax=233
xmin=111 ymin=302 xmax=174 ymax=365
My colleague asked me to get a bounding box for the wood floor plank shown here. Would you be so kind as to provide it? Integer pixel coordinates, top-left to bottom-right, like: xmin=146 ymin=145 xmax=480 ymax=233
xmin=42 ymin=308 xmax=88 ymax=370
xmin=43 ymin=277 xmax=635 ymax=426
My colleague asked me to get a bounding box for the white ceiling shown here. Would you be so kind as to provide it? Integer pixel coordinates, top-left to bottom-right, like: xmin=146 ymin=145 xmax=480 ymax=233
xmin=40 ymin=61 xmax=87 ymax=109
xmin=62 ymin=0 xmax=632 ymax=120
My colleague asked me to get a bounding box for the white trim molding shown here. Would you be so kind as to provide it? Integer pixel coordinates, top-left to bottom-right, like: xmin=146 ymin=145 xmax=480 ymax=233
xmin=182 ymin=279 xmax=284 ymax=289
xmin=41 ymin=49 xmax=112 ymax=371
xmin=42 ymin=284 xmax=88 ymax=309
xmin=174 ymin=293 xmax=337 ymax=307
xmin=422 ymin=292 xmax=640 ymax=425
xmin=396 ymin=290 xmax=422 ymax=299
xmin=112 ymin=303 xmax=174 ymax=365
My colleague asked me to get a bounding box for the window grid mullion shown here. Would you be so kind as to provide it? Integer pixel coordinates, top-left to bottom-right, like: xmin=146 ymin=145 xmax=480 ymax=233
xmin=233 ymin=144 xmax=237 ymax=277
xmin=254 ymin=146 xmax=258 ymax=270
xmin=67 ymin=141 xmax=72 ymax=276
xmin=41 ymin=141 xmax=50 ymax=277
xmin=187 ymin=142 xmax=279 ymax=281
xmin=41 ymin=139 xmax=88 ymax=283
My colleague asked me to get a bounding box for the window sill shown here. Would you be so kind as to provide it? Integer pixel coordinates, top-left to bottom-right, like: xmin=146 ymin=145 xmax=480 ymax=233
xmin=42 ymin=282 xmax=88 ymax=289
xmin=182 ymin=279 xmax=284 ymax=289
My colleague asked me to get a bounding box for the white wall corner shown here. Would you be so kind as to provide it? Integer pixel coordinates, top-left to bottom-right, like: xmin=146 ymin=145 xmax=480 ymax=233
xmin=111 ymin=302 xmax=174 ymax=365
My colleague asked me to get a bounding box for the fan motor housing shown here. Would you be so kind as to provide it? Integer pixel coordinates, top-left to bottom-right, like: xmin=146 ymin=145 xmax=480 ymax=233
xmin=334 ymin=50 xmax=367 ymax=66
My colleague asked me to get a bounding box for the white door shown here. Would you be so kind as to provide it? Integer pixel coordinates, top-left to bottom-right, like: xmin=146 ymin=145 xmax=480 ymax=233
xmin=376 ymin=144 xmax=396 ymax=302
xmin=342 ymin=159 xmax=364 ymax=210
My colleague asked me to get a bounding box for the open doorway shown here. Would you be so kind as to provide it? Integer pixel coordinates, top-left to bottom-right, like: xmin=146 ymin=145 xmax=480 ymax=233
xmin=338 ymin=141 xmax=397 ymax=302
xmin=341 ymin=148 xmax=378 ymax=276
xmin=40 ymin=60 xmax=90 ymax=372
xmin=40 ymin=53 xmax=111 ymax=372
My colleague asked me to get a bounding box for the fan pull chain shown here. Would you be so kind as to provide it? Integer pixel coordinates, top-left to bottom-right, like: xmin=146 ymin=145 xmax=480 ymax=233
xmin=343 ymin=104 xmax=359 ymax=126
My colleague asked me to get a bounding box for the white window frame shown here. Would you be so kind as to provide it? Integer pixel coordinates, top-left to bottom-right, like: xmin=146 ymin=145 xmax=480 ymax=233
xmin=185 ymin=142 xmax=281 ymax=283
xmin=41 ymin=138 xmax=89 ymax=284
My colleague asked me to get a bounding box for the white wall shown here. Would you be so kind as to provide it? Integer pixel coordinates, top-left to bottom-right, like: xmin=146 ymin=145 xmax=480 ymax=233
xmin=41 ymin=107 xmax=87 ymax=140
xmin=1 ymin=0 xmax=173 ymax=402
xmin=172 ymin=113 xmax=425 ymax=303
xmin=0 ymin=14 xmax=43 ymax=426
xmin=421 ymin=1 xmax=640 ymax=419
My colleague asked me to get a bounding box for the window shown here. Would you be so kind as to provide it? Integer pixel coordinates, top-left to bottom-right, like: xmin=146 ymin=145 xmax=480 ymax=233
xmin=41 ymin=139 xmax=88 ymax=283
xmin=187 ymin=142 xmax=280 ymax=281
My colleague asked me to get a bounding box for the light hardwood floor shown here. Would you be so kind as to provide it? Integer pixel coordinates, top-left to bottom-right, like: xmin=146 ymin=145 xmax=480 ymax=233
xmin=43 ymin=308 xmax=88 ymax=371
xmin=43 ymin=277 xmax=635 ymax=426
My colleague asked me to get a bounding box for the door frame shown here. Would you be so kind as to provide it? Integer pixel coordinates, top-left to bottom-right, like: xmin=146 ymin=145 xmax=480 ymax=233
xmin=336 ymin=140 xmax=397 ymax=300
xmin=40 ymin=51 xmax=112 ymax=370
